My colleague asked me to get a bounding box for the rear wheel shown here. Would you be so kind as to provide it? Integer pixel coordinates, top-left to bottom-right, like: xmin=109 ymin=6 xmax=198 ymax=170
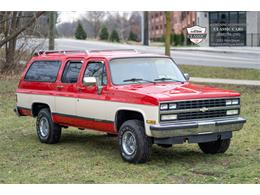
xmin=36 ymin=108 xmax=61 ymax=144
xmin=198 ymin=138 xmax=231 ymax=154
xmin=118 ymin=120 xmax=152 ymax=163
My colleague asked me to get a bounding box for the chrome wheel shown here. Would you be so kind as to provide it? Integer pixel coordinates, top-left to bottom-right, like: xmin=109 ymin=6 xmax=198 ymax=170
xmin=39 ymin=117 xmax=49 ymax=137
xmin=122 ymin=130 xmax=137 ymax=155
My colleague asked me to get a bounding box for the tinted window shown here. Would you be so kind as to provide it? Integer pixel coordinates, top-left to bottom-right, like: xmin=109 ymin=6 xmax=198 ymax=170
xmin=61 ymin=61 xmax=82 ymax=83
xmin=84 ymin=62 xmax=107 ymax=85
xmin=25 ymin=61 xmax=61 ymax=82
xmin=109 ymin=58 xmax=185 ymax=85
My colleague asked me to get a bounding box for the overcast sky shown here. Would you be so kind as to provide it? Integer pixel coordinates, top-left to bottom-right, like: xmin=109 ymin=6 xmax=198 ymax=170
xmin=57 ymin=11 xmax=132 ymax=24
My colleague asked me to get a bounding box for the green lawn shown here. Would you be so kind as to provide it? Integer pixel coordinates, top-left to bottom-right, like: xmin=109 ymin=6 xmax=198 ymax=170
xmin=179 ymin=65 xmax=260 ymax=80
xmin=0 ymin=77 xmax=259 ymax=184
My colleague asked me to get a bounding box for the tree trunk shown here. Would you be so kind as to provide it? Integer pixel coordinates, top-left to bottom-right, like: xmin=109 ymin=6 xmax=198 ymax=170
xmin=143 ymin=11 xmax=149 ymax=46
xmin=165 ymin=11 xmax=171 ymax=56
xmin=48 ymin=12 xmax=55 ymax=50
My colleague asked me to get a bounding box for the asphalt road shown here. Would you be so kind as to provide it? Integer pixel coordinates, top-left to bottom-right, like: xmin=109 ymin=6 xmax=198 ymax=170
xmin=39 ymin=38 xmax=260 ymax=69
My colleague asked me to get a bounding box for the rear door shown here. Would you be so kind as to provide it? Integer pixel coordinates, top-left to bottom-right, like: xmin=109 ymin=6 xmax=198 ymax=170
xmin=54 ymin=58 xmax=84 ymax=125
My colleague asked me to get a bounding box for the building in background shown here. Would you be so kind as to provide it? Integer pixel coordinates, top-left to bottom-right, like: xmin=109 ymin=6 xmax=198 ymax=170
xmin=197 ymin=11 xmax=260 ymax=46
xmin=149 ymin=11 xmax=196 ymax=40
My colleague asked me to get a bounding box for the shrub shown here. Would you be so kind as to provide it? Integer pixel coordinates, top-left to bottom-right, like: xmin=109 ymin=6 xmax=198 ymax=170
xmin=99 ymin=26 xmax=109 ymax=40
xmin=128 ymin=31 xmax=138 ymax=42
xmin=110 ymin=29 xmax=120 ymax=42
xmin=75 ymin=22 xmax=87 ymax=40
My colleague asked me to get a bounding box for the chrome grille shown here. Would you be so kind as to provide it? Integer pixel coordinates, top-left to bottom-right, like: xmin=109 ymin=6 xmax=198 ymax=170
xmin=177 ymin=110 xmax=227 ymax=120
xmin=159 ymin=98 xmax=240 ymax=122
xmin=177 ymin=99 xmax=226 ymax=110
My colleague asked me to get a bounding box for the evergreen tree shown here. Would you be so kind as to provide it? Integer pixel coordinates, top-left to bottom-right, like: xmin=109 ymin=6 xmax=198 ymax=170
xmin=128 ymin=31 xmax=138 ymax=42
xmin=75 ymin=22 xmax=87 ymax=40
xmin=99 ymin=26 xmax=109 ymax=40
xmin=110 ymin=29 xmax=120 ymax=42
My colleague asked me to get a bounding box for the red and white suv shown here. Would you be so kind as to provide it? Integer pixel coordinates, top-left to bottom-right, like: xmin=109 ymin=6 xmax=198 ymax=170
xmin=14 ymin=49 xmax=246 ymax=163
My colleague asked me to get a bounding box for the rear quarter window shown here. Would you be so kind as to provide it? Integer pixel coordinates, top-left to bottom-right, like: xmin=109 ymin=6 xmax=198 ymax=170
xmin=24 ymin=60 xmax=61 ymax=82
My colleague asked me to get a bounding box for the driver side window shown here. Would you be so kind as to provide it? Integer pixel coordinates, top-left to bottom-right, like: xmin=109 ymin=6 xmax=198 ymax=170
xmin=84 ymin=62 xmax=107 ymax=86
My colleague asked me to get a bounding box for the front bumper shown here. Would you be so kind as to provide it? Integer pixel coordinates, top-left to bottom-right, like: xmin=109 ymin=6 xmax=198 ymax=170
xmin=150 ymin=116 xmax=246 ymax=138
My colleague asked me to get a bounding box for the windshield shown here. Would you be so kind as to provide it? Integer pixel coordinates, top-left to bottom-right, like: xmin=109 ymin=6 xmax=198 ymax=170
xmin=109 ymin=57 xmax=186 ymax=85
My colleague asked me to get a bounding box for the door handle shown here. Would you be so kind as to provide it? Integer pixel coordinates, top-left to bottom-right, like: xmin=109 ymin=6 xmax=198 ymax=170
xmin=77 ymin=87 xmax=85 ymax=91
xmin=56 ymin=85 xmax=64 ymax=89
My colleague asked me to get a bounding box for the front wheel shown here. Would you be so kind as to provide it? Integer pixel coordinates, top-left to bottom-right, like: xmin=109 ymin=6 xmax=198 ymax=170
xmin=118 ymin=120 xmax=152 ymax=164
xmin=198 ymin=138 xmax=231 ymax=154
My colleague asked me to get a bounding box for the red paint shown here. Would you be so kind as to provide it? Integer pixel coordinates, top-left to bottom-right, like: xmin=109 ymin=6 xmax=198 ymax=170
xmin=52 ymin=114 xmax=115 ymax=133
xmin=16 ymin=51 xmax=241 ymax=132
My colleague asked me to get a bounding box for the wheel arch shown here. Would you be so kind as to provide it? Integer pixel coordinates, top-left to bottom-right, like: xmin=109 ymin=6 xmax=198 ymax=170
xmin=31 ymin=102 xmax=51 ymax=117
xmin=114 ymin=108 xmax=147 ymax=132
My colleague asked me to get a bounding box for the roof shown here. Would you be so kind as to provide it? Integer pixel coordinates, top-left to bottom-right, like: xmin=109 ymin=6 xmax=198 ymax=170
xmin=33 ymin=49 xmax=167 ymax=60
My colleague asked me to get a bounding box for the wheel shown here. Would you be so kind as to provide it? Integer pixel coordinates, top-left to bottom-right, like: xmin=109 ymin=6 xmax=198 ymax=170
xmin=198 ymin=138 xmax=231 ymax=154
xmin=157 ymin=144 xmax=172 ymax=148
xmin=36 ymin=108 xmax=61 ymax=144
xmin=118 ymin=120 xmax=152 ymax=164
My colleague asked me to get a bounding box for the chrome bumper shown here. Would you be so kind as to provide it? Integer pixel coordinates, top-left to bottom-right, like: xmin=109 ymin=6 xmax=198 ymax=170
xmin=150 ymin=116 xmax=246 ymax=138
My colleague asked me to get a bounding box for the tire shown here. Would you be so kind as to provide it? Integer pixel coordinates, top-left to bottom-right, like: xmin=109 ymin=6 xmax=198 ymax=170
xmin=118 ymin=120 xmax=152 ymax=164
xmin=198 ymin=138 xmax=231 ymax=154
xmin=157 ymin=144 xmax=172 ymax=148
xmin=36 ymin=108 xmax=61 ymax=144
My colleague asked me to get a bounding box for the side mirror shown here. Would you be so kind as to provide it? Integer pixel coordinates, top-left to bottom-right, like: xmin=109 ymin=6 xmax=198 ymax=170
xmin=184 ymin=73 xmax=190 ymax=81
xmin=83 ymin=77 xmax=97 ymax=86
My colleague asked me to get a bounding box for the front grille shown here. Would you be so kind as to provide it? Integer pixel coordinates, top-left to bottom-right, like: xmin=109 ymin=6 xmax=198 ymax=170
xmin=177 ymin=110 xmax=227 ymax=120
xmin=159 ymin=98 xmax=240 ymax=122
xmin=177 ymin=99 xmax=226 ymax=110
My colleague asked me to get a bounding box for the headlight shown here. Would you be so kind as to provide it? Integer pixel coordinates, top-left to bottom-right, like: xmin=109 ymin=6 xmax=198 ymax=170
xmin=226 ymin=109 xmax=239 ymax=115
xmin=161 ymin=114 xmax=177 ymax=121
xmin=160 ymin=104 xmax=168 ymax=110
xmin=169 ymin=103 xmax=177 ymax=109
xmin=226 ymin=99 xmax=239 ymax=105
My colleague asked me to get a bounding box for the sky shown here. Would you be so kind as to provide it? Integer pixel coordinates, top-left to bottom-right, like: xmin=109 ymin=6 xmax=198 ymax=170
xmin=57 ymin=11 xmax=86 ymax=24
xmin=57 ymin=11 xmax=132 ymax=24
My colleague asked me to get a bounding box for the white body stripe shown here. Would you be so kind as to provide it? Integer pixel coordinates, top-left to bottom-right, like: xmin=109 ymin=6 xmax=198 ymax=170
xmin=17 ymin=93 xmax=159 ymax=136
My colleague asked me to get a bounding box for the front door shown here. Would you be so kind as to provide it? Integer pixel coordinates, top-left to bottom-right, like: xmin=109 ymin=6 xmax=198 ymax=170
xmin=76 ymin=59 xmax=115 ymax=133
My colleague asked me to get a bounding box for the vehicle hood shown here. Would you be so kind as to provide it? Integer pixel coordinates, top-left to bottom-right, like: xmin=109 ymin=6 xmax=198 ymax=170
xmin=114 ymin=82 xmax=240 ymax=105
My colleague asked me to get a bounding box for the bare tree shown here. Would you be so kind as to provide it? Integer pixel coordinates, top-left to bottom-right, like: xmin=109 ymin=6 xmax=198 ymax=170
xmin=85 ymin=11 xmax=105 ymax=38
xmin=143 ymin=11 xmax=149 ymax=46
xmin=164 ymin=11 xmax=171 ymax=56
xmin=0 ymin=11 xmax=45 ymax=73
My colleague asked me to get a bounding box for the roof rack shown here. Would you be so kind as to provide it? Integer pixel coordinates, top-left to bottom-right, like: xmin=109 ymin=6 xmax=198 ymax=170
xmin=33 ymin=49 xmax=138 ymax=56
xmin=34 ymin=50 xmax=88 ymax=56
xmin=88 ymin=49 xmax=138 ymax=53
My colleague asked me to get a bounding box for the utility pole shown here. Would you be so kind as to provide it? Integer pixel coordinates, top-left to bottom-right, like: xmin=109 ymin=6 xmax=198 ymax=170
xmin=48 ymin=11 xmax=55 ymax=50
xmin=164 ymin=11 xmax=171 ymax=56
xmin=143 ymin=11 xmax=149 ymax=46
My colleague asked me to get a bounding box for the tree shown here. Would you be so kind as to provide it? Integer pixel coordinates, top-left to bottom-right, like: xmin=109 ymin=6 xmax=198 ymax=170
xmin=164 ymin=11 xmax=171 ymax=56
xmin=128 ymin=31 xmax=138 ymax=42
xmin=48 ymin=11 xmax=57 ymax=50
xmin=75 ymin=22 xmax=87 ymax=40
xmin=99 ymin=26 xmax=109 ymax=40
xmin=0 ymin=11 xmax=45 ymax=73
xmin=110 ymin=30 xmax=120 ymax=42
xmin=86 ymin=11 xmax=105 ymax=38
xmin=143 ymin=11 xmax=149 ymax=45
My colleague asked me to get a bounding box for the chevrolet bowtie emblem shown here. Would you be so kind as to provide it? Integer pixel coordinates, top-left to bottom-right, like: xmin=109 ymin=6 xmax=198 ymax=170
xmin=200 ymin=107 xmax=209 ymax=112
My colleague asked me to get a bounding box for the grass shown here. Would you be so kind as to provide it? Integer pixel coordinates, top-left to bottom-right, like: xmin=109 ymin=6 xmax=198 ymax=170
xmin=179 ymin=65 xmax=260 ymax=80
xmin=0 ymin=75 xmax=260 ymax=183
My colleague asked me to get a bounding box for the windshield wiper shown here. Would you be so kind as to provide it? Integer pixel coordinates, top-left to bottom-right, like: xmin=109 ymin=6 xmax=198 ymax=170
xmin=123 ymin=78 xmax=155 ymax=84
xmin=154 ymin=77 xmax=182 ymax=82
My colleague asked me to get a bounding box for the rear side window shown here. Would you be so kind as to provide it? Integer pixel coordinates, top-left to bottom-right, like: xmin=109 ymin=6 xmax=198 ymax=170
xmin=61 ymin=61 xmax=83 ymax=83
xmin=24 ymin=61 xmax=61 ymax=82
